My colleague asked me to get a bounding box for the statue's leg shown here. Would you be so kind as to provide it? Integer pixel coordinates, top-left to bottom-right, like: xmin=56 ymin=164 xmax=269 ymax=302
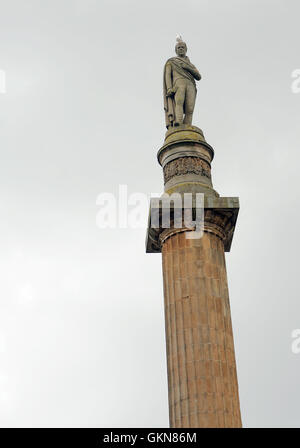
xmin=174 ymin=82 xmax=185 ymax=126
xmin=183 ymin=82 xmax=196 ymax=125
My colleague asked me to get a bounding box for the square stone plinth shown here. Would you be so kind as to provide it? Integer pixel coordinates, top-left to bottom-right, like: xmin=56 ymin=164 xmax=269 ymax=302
xmin=145 ymin=196 xmax=239 ymax=253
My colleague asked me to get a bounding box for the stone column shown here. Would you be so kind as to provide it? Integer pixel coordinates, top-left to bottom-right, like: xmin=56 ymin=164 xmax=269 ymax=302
xmin=162 ymin=231 xmax=241 ymax=428
xmin=146 ymin=125 xmax=242 ymax=428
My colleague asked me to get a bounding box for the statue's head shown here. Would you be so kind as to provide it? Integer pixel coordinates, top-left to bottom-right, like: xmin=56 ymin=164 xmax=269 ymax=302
xmin=175 ymin=36 xmax=187 ymax=57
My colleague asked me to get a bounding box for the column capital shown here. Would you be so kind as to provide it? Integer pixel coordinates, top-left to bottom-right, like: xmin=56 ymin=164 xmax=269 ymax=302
xmin=145 ymin=196 xmax=239 ymax=253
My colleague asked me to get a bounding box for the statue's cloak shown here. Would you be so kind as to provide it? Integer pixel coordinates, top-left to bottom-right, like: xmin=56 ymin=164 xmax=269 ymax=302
xmin=163 ymin=57 xmax=196 ymax=128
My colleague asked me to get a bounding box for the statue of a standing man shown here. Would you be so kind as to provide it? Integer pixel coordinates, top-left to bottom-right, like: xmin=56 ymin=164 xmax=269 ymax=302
xmin=163 ymin=37 xmax=201 ymax=128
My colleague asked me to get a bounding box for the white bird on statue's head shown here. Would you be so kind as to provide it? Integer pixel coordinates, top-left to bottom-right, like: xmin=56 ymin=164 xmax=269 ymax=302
xmin=176 ymin=34 xmax=183 ymax=43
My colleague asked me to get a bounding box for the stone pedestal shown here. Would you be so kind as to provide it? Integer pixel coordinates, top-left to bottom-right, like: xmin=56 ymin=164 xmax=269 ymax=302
xmin=158 ymin=125 xmax=217 ymax=198
xmin=146 ymin=125 xmax=242 ymax=428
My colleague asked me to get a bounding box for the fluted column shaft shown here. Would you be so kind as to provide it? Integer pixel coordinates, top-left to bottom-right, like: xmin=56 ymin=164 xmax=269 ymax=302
xmin=162 ymin=230 xmax=242 ymax=428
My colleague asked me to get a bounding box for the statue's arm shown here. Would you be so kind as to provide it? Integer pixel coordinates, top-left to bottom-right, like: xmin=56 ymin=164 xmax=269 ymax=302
xmin=186 ymin=64 xmax=201 ymax=81
xmin=181 ymin=58 xmax=201 ymax=80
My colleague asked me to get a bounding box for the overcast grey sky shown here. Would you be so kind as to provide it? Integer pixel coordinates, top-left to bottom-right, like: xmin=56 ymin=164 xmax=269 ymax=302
xmin=0 ymin=0 xmax=300 ymax=427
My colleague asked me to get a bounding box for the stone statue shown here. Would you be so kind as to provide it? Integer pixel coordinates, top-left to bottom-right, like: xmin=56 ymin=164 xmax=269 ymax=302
xmin=163 ymin=36 xmax=201 ymax=128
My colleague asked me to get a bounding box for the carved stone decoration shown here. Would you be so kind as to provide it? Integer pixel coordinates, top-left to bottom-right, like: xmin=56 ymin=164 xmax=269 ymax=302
xmin=146 ymin=196 xmax=239 ymax=253
xmin=163 ymin=156 xmax=211 ymax=184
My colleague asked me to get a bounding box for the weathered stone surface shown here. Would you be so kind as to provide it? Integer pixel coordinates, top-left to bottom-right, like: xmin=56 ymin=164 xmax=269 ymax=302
xmin=157 ymin=125 xmax=217 ymax=197
xmin=162 ymin=231 xmax=242 ymax=428
xmin=163 ymin=157 xmax=211 ymax=185
xmin=145 ymin=196 xmax=239 ymax=254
